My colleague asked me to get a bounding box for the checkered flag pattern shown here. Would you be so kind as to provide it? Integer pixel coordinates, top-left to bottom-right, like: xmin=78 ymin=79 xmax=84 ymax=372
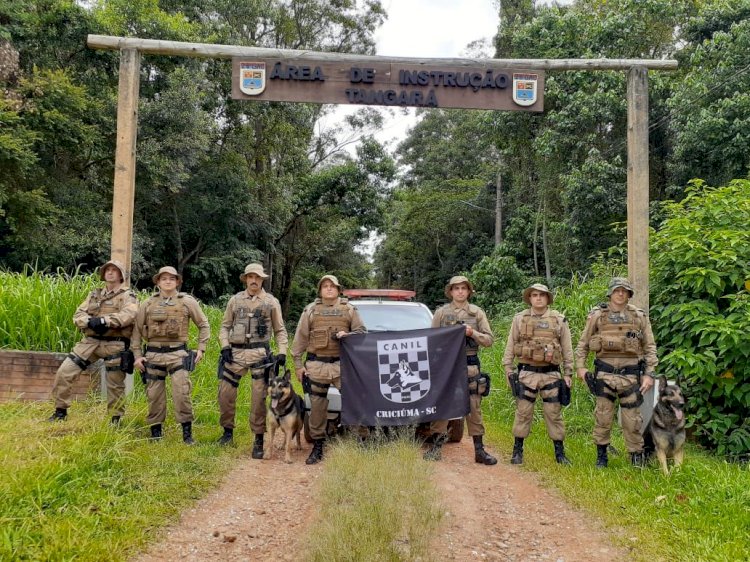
xmin=379 ymin=348 xmax=431 ymax=404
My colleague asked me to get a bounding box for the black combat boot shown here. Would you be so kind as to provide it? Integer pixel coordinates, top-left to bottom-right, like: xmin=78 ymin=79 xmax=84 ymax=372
xmin=306 ymin=439 xmax=324 ymax=465
xmin=48 ymin=408 xmax=67 ymax=422
xmin=217 ymin=427 xmax=234 ymax=446
xmin=473 ymin=435 xmax=498 ymax=465
xmin=110 ymin=415 xmax=121 ymax=426
xmin=596 ymin=444 xmax=608 ymax=468
xmin=553 ymin=440 xmax=571 ymax=465
xmin=630 ymin=451 xmax=645 ymax=467
xmin=181 ymin=422 xmax=195 ymax=445
xmin=251 ymin=433 xmax=264 ymax=459
xmin=150 ymin=424 xmax=163 ymax=440
xmin=423 ymin=434 xmax=445 ymax=461
xmin=510 ymin=437 xmax=524 ymax=465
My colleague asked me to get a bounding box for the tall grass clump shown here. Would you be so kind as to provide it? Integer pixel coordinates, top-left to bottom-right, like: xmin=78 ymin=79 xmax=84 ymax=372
xmin=306 ymin=437 xmax=443 ymax=562
xmin=481 ymin=260 xmax=750 ymax=562
xmin=0 ymin=266 xmax=100 ymax=352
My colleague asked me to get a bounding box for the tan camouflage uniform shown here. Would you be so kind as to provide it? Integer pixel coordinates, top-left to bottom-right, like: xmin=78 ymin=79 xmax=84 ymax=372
xmin=218 ymin=288 xmax=288 ymax=433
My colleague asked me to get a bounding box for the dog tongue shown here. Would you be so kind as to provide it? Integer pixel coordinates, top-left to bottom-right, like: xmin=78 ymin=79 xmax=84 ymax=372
xmin=272 ymin=399 xmax=279 ymax=408
xmin=673 ymin=406 xmax=684 ymax=420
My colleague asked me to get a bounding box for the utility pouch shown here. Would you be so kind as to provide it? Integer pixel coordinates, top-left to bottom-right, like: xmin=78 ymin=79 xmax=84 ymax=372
xmin=588 ymin=335 xmax=602 ymax=352
xmin=182 ymin=350 xmax=196 ymax=373
xmin=601 ymin=335 xmax=624 ymax=352
xmin=624 ymin=336 xmax=641 ymax=354
xmin=531 ymin=346 xmax=545 ymax=362
xmin=151 ymin=307 xmax=168 ymax=322
xmin=166 ymin=317 xmax=180 ymax=337
xmin=311 ymin=329 xmax=328 ymax=350
xmin=558 ymin=379 xmax=571 ymax=406
xmin=229 ymin=323 xmax=246 ymax=345
xmin=120 ymin=350 xmax=135 ymax=374
xmin=513 ymin=343 xmax=523 ymax=357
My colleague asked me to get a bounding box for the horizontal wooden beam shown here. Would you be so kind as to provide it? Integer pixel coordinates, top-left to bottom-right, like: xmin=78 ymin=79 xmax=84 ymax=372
xmin=87 ymin=35 xmax=679 ymax=71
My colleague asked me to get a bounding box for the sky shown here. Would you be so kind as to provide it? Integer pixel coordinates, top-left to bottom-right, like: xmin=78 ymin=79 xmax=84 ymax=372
xmin=325 ymin=0 xmax=501 ymax=154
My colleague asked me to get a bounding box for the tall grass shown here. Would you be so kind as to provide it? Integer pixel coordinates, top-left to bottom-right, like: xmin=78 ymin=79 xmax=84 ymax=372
xmin=306 ymin=437 xmax=443 ymax=562
xmin=0 ymin=267 xmax=100 ymax=352
xmin=0 ymin=270 xmax=255 ymax=561
xmin=480 ymin=265 xmax=750 ymax=562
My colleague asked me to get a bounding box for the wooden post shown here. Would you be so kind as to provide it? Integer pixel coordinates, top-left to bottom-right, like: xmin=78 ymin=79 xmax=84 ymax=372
xmin=111 ymin=48 xmax=141 ymax=282
xmin=626 ymin=66 xmax=649 ymax=312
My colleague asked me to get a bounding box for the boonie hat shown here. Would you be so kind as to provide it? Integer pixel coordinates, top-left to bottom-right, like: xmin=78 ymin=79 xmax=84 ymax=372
xmin=100 ymin=259 xmax=127 ymax=282
xmin=607 ymin=277 xmax=634 ymax=297
xmin=240 ymin=263 xmax=269 ymax=282
xmin=445 ymin=275 xmax=474 ymax=299
xmin=523 ymin=283 xmax=554 ymax=305
xmin=318 ymin=274 xmax=342 ymax=294
xmin=152 ymin=266 xmax=182 ymax=285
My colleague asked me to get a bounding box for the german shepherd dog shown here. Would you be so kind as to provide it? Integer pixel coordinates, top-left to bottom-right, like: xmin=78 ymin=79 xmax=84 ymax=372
xmin=644 ymin=376 xmax=686 ymax=475
xmin=264 ymin=369 xmax=304 ymax=463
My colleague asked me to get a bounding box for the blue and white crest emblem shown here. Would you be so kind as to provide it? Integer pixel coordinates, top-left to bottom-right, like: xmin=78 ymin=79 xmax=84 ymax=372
xmin=512 ymin=73 xmax=538 ymax=106
xmin=377 ymin=336 xmax=431 ymax=404
xmin=239 ymin=62 xmax=266 ymax=96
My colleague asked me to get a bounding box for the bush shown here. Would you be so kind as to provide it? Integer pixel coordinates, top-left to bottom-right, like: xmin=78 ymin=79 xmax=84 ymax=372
xmin=651 ymin=179 xmax=750 ymax=458
xmin=469 ymin=246 xmax=531 ymax=316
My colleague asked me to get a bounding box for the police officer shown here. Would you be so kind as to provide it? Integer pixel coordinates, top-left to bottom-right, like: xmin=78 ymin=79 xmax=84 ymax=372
xmin=292 ymin=275 xmax=366 ymax=465
xmin=217 ymin=263 xmax=288 ymax=456
xmin=503 ymin=284 xmax=573 ymax=465
xmin=48 ymin=260 xmax=138 ymax=424
xmin=576 ymin=277 xmax=657 ymax=467
xmin=132 ymin=267 xmax=210 ymax=444
xmin=424 ymin=275 xmax=497 ymax=465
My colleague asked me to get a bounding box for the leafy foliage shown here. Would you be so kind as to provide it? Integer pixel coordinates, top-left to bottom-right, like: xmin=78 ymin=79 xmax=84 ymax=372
xmin=651 ymin=180 xmax=750 ymax=457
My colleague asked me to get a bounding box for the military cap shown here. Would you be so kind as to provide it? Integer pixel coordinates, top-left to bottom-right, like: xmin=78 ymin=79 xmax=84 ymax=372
xmin=240 ymin=263 xmax=269 ymax=282
xmin=100 ymin=259 xmax=127 ymax=282
xmin=607 ymin=277 xmax=634 ymax=297
xmin=152 ymin=266 xmax=182 ymax=285
xmin=445 ymin=275 xmax=474 ymax=299
xmin=523 ymin=283 xmax=554 ymax=305
xmin=318 ymin=274 xmax=342 ymax=294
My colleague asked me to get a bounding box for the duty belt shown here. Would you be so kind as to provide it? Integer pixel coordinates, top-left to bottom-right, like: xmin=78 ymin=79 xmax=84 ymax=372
xmin=594 ymin=359 xmax=641 ymax=375
xmin=146 ymin=343 xmax=187 ymax=353
xmin=306 ymin=354 xmax=340 ymax=363
xmin=519 ymin=364 xmax=558 ymax=373
xmin=91 ymin=336 xmax=130 ymax=345
xmin=231 ymin=342 xmax=270 ymax=350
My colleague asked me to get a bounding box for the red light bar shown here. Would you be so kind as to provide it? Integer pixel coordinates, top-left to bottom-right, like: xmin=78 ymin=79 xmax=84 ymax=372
xmin=343 ymin=289 xmax=416 ymax=301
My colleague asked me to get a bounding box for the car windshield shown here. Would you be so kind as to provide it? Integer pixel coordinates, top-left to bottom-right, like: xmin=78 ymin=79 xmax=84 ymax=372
xmin=355 ymin=303 xmax=433 ymax=331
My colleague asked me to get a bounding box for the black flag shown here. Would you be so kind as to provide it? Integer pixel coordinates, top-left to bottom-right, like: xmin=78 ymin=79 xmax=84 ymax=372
xmin=340 ymin=325 xmax=469 ymax=426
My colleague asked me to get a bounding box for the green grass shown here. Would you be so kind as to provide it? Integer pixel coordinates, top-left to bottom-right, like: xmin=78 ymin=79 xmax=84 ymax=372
xmin=0 ymin=284 xmax=259 ymax=561
xmin=0 ymin=267 xmax=100 ymax=352
xmin=306 ymin=437 xmax=443 ymax=562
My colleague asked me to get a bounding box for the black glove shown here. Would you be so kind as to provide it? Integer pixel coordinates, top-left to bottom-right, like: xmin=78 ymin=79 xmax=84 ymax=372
xmin=274 ymin=354 xmax=287 ymax=376
xmin=220 ymin=346 xmax=233 ymax=364
xmin=88 ymin=317 xmax=108 ymax=334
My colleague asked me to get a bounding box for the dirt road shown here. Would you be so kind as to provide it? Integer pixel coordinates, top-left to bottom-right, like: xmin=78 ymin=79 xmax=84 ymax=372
xmin=134 ymin=437 xmax=628 ymax=562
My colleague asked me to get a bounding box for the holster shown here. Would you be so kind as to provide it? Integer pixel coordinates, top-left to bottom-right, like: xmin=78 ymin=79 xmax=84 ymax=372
xmin=182 ymin=350 xmax=196 ymax=373
xmin=584 ymin=371 xmax=597 ymax=395
xmin=302 ymin=374 xmax=313 ymax=395
xmin=510 ymin=371 xmax=520 ymax=398
xmin=140 ymin=366 xmax=148 ymax=385
xmin=480 ymin=372 xmax=491 ymax=397
xmin=217 ymin=355 xmax=225 ymax=380
xmin=558 ymin=379 xmax=571 ymax=406
xmin=120 ymin=349 xmax=135 ymax=374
